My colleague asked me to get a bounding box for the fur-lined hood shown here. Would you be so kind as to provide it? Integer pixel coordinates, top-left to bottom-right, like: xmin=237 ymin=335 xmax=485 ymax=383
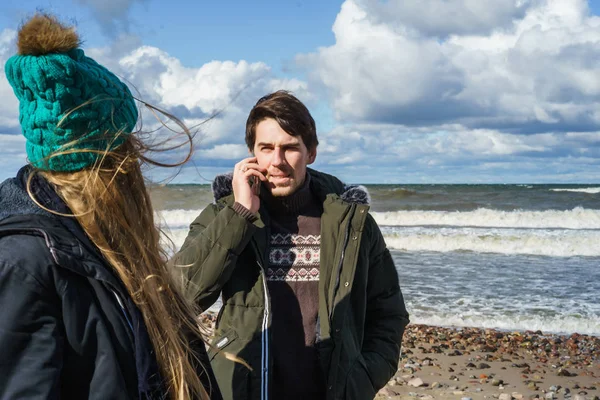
xmin=211 ymin=168 xmax=370 ymax=206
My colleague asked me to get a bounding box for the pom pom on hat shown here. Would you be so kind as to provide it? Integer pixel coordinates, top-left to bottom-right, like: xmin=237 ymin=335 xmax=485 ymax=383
xmin=5 ymin=13 xmax=139 ymax=172
xmin=17 ymin=13 xmax=81 ymax=56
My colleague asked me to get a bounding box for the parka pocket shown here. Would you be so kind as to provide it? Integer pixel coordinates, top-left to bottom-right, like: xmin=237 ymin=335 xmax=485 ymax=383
xmin=208 ymin=328 xmax=239 ymax=361
xmin=344 ymin=356 xmax=377 ymax=400
xmin=316 ymin=339 xmax=335 ymax=378
xmin=208 ymin=328 xmax=253 ymax=400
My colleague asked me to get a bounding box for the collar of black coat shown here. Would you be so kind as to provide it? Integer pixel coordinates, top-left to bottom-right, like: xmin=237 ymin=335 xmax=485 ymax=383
xmin=0 ymin=166 xmax=57 ymax=221
xmin=211 ymin=168 xmax=371 ymax=205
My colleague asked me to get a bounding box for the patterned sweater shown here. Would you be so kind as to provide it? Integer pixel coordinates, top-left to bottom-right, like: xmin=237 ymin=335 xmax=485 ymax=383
xmin=261 ymin=174 xmax=325 ymax=399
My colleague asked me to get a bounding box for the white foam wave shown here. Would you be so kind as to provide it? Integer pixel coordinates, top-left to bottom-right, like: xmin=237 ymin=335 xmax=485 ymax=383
xmin=156 ymin=209 xmax=204 ymax=229
xmin=164 ymin=228 xmax=193 ymax=250
xmin=410 ymin=312 xmax=600 ymax=336
xmin=372 ymin=207 xmax=600 ymax=229
xmin=550 ymin=188 xmax=600 ymax=194
xmin=161 ymin=207 xmax=600 ymax=231
xmin=160 ymin=211 xmax=600 ymax=257
xmin=383 ymin=226 xmax=600 ymax=257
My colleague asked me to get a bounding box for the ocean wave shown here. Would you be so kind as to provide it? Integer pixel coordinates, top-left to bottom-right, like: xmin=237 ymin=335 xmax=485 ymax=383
xmin=159 ymin=207 xmax=600 ymax=231
xmin=371 ymin=207 xmax=600 ymax=229
xmin=383 ymin=226 xmax=600 ymax=257
xmin=550 ymin=188 xmax=600 ymax=194
xmin=201 ymin=298 xmax=600 ymax=336
xmin=158 ymin=207 xmax=600 ymax=257
xmin=409 ymin=312 xmax=600 ymax=336
xmin=380 ymin=187 xmax=419 ymax=197
xmin=156 ymin=209 xmax=204 ymax=229
xmin=164 ymin=225 xmax=600 ymax=257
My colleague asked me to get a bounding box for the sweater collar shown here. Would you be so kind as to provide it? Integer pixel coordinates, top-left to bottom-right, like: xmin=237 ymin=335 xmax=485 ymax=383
xmin=260 ymin=172 xmax=315 ymax=216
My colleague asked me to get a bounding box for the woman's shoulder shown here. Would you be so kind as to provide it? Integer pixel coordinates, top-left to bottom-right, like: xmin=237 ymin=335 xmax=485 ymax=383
xmin=0 ymin=212 xmax=74 ymax=295
xmin=0 ymin=231 xmax=58 ymax=297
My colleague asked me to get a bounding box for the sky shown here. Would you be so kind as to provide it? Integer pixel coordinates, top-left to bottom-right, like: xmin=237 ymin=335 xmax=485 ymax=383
xmin=1 ymin=0 xmax=600 ymax=184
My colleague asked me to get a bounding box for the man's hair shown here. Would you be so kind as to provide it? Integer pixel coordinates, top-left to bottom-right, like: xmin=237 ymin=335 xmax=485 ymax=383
xmin=245 ymin=90 xmax=319 ymax=151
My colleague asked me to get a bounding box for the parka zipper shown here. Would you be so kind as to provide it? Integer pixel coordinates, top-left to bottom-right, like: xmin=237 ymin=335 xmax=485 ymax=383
xmin=216 ymin=199 xmax=272 ymax=400
xmin=112 ymin=289 xmax=135 ymax=334
xmin=257 ymin=258 xmax=270 ymax=400
xmin=251 ymin=242 xmax=271 ymax=400
xmin=329 ymin=204 xmax=355 ymax=321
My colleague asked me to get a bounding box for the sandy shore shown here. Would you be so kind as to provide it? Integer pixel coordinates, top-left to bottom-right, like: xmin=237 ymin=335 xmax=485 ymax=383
xmin=379 ymin=325 xmax=599 ymax=400
xmin=200 ymin=314 xmax=599 ymax=400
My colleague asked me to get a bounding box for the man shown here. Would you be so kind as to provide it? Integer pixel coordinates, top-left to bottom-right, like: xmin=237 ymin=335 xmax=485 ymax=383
xmin=172 ymin=91 xmax=409 ymax=400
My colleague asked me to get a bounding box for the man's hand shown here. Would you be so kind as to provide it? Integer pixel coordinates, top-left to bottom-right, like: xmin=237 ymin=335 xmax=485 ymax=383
xmin=233 ymin=157 xmax=267 ymax=214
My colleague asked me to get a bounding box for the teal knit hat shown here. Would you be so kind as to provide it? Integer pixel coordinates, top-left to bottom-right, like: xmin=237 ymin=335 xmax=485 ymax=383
xmin=4 ymin=14 xmax=138 ymax=172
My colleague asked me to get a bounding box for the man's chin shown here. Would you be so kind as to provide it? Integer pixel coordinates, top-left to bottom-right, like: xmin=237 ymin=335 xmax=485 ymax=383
xmin=269 ymin=184 xmax=296 ymax=197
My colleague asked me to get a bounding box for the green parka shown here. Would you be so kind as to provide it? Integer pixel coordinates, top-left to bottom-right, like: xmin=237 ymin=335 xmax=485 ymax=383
xmin=172 ymin=169 xmax=409 ymax=400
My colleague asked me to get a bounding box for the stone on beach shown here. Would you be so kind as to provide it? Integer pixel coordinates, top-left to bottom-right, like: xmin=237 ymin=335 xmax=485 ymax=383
xmin=558 ymin=368 xmax=575 ymax=377
xmin=407 ymin=377 xmax=424 ymax=387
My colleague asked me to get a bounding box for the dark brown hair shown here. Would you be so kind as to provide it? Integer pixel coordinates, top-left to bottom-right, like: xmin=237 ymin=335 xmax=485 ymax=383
xmin=245 ymin=90 xmax=318 ymax=151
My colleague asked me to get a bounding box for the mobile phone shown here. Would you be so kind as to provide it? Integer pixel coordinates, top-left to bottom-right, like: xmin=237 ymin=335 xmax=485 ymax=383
xmin=249 ymin=175 xmax=261 ymax=196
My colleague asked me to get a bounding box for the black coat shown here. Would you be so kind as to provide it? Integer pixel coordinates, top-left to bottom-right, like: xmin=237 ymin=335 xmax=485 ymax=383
xmin=0 ymin=168 xmax=221 ymax=399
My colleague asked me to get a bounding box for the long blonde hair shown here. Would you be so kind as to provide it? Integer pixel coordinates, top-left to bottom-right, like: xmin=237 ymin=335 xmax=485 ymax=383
xmin=27 ymin=106 xmax=211 ymax=399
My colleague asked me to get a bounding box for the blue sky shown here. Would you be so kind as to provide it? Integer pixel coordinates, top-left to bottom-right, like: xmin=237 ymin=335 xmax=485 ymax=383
xmin=1 ymin=0 xmax=600 ymax=183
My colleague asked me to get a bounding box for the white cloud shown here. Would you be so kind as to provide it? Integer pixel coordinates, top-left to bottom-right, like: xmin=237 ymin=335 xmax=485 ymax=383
xmin=0 ymin=134 xmax=26 ymax=176
xmin=0 ymin=29 xmax=19 ymax=130
xmin=110 ymin=45 xmax=313 ymax=152
xmin=120 ymin=47 xmax=271 ymax=112
xmin=300 ymin=0 xmax=600 ymax=134
xmin=329 ymin=152 xmax=365 ymax=165
xmin=298 ymin=1 xmax=464 ymax=122
xmin=314 ymin=123 xmax=600 ymax=178
xmin=0 ymin=31 xmax=29 ymax=177
xmin=74 ymin=0 xmax=146 ymax=36
xmin=358 ymin=0 xmax=535 ymax=37
xmin=437 ymin=130 xmax=548 ymax=155
xmin=197 ymin=144 xmax=249 ymax=160
xmin=0 ymin=133 xmax=26 ymax=148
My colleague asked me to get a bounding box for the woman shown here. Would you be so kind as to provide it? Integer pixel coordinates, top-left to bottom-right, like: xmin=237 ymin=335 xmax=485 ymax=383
xmin=0 ymin=13 xmax=221 ymax=399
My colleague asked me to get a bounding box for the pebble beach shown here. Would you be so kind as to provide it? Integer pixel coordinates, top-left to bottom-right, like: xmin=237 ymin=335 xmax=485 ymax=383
xmin=379 ymin=325 xmax=599 ymax=400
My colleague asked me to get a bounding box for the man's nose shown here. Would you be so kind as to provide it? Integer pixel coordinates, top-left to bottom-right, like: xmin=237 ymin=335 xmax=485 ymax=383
xmin=270 ymin=148 xmax=285 ymax=167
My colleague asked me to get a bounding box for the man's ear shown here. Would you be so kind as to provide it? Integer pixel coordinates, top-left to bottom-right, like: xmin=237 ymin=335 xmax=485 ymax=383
xmin=307 ymin=147 xmax=317 ymax=165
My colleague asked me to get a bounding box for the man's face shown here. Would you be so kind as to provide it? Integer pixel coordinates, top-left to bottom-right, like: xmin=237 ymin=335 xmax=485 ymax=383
xmin=253 ymin=118 xmax=316 ymax=197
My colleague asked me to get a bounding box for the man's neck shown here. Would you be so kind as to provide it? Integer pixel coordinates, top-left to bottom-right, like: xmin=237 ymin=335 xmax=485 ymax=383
xmin=262 ymin=173 xmax=313 ymax=216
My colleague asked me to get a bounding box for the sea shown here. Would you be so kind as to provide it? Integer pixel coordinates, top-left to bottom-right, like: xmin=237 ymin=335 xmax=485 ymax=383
xmin=150 ymin=183 xmax=600 ymax=337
